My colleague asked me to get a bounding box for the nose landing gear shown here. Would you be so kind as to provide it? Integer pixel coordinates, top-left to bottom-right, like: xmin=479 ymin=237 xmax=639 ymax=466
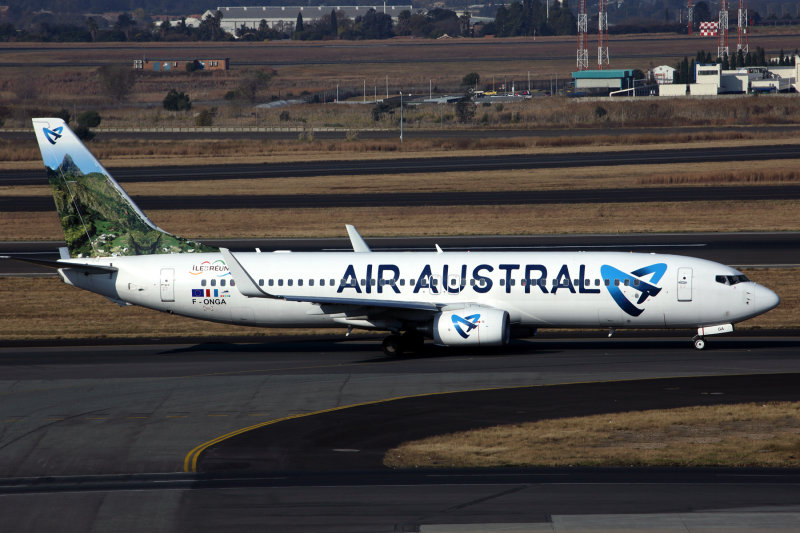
xmin=692 ymin=335 xmax=706 ymax=350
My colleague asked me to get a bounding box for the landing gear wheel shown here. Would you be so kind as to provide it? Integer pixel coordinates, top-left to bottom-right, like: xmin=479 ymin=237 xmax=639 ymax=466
xmin=401 ymin=331 xmax=425 ymax=354
xmin=693 ymin=337 xmax=706 ymax=350
xmin=382 ymin=334 xmax=403 ymax=357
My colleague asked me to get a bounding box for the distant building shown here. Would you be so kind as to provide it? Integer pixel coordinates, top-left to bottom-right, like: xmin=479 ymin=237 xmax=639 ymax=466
xmin=213 ymin=5 xmax=412 ymax=34
xmin=649 ymin=65 xmax=675 ymax=85
xmin=571 ymin=69 xmax=636 ymax=96
xmin=133 ymin=58 xmax=229 ymax=72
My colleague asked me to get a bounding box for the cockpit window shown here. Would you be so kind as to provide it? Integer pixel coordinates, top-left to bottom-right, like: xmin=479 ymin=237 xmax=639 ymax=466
xmin=715 ymin=274 xmax=750 ymax=285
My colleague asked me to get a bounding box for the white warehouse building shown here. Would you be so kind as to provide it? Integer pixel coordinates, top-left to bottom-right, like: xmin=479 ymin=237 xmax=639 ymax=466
xmin=213 ymin=5 xmax=413 ymax=34
xmin=659 ymin=58 xmax=800 ymax=96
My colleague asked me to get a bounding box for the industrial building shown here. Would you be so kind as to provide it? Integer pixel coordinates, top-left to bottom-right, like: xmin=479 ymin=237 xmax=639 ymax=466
xmin=213 ymin=5 xmax=412 ymax=34
xmin=132 ymin=58 xmax=229 ymax=72
xmin=571 ymin=69 xmax=637 ymax=96
xmin=658 ymin=58 xmax=800 ymax=96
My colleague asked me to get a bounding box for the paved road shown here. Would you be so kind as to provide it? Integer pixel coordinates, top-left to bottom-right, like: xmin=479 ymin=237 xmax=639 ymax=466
xmin=5 ymin=124 xmax=800 ymax=142
xmin=1 ymin=337 xmax=800 ymax=532
xmin=4 ymin=143 xmax=800 ymax=186
xmin=6 ymin=184 xmax=800 ymax=212
xmin=3 ymin=232 xmax=798 ymax=276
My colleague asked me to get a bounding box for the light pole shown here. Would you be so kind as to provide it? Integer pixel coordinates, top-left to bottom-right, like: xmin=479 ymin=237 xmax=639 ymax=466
xmin=399 ymin=91 xmax=403 ymax=143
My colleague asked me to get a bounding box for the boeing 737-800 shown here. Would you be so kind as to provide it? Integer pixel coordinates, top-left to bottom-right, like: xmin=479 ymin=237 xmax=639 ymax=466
xmin=18 ymin=118 xmax=780 ymax=355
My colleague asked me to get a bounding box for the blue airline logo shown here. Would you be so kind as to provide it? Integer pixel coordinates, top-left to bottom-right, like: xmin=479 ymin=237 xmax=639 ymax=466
xmin=43 ymin=126 xmax=64 ymax=145
xmin=600 ymin=263 xmax=667 ymax=317
xmin=452 ymin=313 xmax=481 ymax=339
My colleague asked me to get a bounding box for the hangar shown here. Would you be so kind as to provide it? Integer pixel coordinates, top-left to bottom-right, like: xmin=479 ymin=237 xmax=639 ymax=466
xmin=571 ymin=69 xmax=637 ymax=96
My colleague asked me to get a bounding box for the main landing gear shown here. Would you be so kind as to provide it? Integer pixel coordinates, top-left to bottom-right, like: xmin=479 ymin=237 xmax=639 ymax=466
xmin=382 ymin=331 xmax=425 ymax=357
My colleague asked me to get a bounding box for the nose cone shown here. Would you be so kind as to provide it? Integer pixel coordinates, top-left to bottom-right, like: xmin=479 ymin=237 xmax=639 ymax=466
xmin=756 ymin=284 xmax=781 ymax=314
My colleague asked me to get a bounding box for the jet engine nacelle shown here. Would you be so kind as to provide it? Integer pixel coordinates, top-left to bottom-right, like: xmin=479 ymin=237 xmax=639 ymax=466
xmin=433 ymin=307 xmax=510 ymax=346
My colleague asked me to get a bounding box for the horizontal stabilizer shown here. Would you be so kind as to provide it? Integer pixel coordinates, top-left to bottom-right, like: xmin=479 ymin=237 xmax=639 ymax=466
xmin=0 ymin=255 xmax=118 ymax=274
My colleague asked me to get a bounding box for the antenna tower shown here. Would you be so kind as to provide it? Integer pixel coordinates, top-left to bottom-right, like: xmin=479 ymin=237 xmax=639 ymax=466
xmin=598 ymin=0 xmax=609 ymax=69
xmin=577 ymin=0 xmax=588 ymax=70
xmin=718 ymin=0 xmax=729 ymax=60
xmin=687 ymin=0 xmax=693 ymax=35
xmin=737 ymin=0 xmax=748 ymax=54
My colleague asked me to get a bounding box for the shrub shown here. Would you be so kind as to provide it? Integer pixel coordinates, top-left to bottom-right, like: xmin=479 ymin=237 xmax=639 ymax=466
xmin=163 ymin=89 xmax=191 ymax=111
xmin=195 ymin=107 xmax=216 ymax=126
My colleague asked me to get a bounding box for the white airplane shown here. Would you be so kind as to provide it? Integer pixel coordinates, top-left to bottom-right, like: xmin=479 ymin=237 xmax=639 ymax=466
xmin=22 ymin=117 xmax=780 ymax=355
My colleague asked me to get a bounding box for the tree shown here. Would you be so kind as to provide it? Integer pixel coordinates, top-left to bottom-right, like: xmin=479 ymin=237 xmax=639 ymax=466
xmin=114 ymin=13 xmax=136 ymax=41
xmin=235 ymin=69 xmax=273 ymax=103
xmin=694 ymin=2 xmax=711 ymax=24
xmin=455 ymin=93 xmax=475 ymax=123
xmin=295 ymin=12 xmax=304 ymax=34
xmin=163 ymin=89 xmax=191 ymax=111
xmin=330 ymin=9 xmax=338 ymax=37
xmin=86 ymin=16 xmax=98 ymax=42
xmin=97 ymin=64 xmax=136 ymax=102
xmin=461 ymin=72 xmax=480 ymax=89
xmin=74 ymin=110 xmax=101 ymax=141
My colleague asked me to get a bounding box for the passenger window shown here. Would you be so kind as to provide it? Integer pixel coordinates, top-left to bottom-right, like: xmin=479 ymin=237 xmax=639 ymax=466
xmin=210 ymin=279 xmax=216 ymax=286
xmin=269 ymin=279 xmax=274 ymax=286
xmin=510 ymin=279 xmax=515 ymax=286
xmin=604 ymin=279 xmax=610 ymax=286
xmin=201 ymin=279 xmax=207 ymax=287
xmin=470 ymin=279 xmax=476 ymax=286
xmin=320 ymin=279 xmax=325 ymax=286
xmin=400 ymin=279 xmax=405 ymax=286
xmin=288 ymin=279 xmax=293 ymax=286
xmin=614 ymin=279 xmax=620 ymax=286
xmin=258 ymin=279 xmax=264 ymax=286
xmin=499 ymin=279 xmax=505 ymax=286
xmin=624 ymin=279 xmax=629 ymax=286
xmin=633 ymin=279 xmax=639 ymax=287
xmin=278 ymin=279 xmax=284 ymax=286
xmin=595 ymin=279 xmax=600 ymax=286
xmin=220 ymin=279 xmax=226 ymax=287
xmin=309 ymin=279 xmax=314 ymax=286
xmin=230 ymin=280 xmax=235 ymax=287
xmin=298 ymin=279 xmax=303 ymax=286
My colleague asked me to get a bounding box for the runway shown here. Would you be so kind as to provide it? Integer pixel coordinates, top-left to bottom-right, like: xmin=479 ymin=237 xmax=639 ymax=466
xmin=3 ymin=232 xmax=798 ymax=276
xmin=3 ymin=143 xmax=800 ymax=186
xmin=1 ymin=336 xmax=800 ymax=531
xmin=5 ymin=184 xmax=800 ymax=212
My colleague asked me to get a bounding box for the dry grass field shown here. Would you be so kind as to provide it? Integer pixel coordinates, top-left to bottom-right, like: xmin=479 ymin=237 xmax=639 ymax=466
xmin=1 ymin=30 xmax=799 ymax=131
xmin=384 ymin=401 xmax=800 ymax=468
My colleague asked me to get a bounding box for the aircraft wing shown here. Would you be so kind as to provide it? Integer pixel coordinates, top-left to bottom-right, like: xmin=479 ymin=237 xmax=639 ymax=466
xmin=220 ymin=247 xmax=442 ymax=313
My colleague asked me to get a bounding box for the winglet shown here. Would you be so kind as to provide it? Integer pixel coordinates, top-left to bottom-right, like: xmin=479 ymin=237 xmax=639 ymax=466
xmin=346 ymin=225 xmax=371 ymax=253
xmin=219 ymin=247 xmax=278 ymax=299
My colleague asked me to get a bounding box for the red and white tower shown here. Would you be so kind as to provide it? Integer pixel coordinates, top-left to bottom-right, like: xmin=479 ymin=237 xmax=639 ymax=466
xmin=598 ymin=0 xmax=609 ymax=69
xmin=737 ymin=0 xmax=748 ymax=54
xmin=687 ymin=0 xmax=694 ymax=35
xmin=577 ymin=0 xmax=588 ymax=70
xmin=718 ymin=0 xmax=729 ymax=59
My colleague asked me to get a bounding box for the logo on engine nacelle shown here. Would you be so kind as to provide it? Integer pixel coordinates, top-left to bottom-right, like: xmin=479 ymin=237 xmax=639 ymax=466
xmin=452 ymin=313 xmax=481 ymax=339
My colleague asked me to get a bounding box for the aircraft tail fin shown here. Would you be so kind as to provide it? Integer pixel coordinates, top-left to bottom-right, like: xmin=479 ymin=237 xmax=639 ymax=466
xmin=32 ymin=118 xmax=215 ymax=258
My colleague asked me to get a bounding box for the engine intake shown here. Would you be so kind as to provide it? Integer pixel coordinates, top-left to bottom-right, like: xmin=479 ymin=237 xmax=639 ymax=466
xmin=433 ymin=307 xmax=510 ymax=346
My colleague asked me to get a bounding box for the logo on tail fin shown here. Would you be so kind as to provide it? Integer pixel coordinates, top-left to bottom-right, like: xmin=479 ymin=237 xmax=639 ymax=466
xmin=43 ymin=127 xmax=63 ymax=145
